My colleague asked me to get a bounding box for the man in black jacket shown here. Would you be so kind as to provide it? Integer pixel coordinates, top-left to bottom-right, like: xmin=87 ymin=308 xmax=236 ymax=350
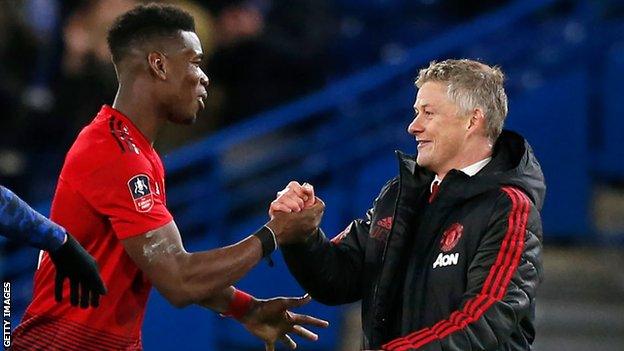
xmin=267 ymin=59 xmax=546 ymax=350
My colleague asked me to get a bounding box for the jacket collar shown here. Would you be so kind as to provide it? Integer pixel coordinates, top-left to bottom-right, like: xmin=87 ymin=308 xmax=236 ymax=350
xmin=396 ymin=130 xmax=546 ymax=209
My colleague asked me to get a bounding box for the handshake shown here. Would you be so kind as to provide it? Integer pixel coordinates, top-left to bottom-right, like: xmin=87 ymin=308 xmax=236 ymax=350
xmin=265 ymin=181 xmax=325 ymax=246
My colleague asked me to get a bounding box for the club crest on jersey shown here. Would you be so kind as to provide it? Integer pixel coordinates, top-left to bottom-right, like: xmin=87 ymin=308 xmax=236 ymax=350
xmin=128 ymin=174 xmax=153 ymax=212
xmin=370 ymin=216 xmax=393 ymax=241
xmin=440 ymin=223 xmax=463 ymax=252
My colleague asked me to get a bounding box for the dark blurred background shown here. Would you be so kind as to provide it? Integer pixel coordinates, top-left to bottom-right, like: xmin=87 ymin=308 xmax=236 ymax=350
xmin=1 ymin=0 xmax=623 ymax=350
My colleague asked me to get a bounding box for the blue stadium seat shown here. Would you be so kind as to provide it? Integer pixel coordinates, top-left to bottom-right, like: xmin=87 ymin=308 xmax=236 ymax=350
xmin=597 ymin=42 xmax=624 ymax=178
xmin=506 ymin=70 xmax=590 ymax=237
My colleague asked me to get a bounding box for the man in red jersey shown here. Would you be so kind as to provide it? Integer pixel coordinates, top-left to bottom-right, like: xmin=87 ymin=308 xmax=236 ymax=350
xmin=11 ymin=4 xmax=327 ymax=351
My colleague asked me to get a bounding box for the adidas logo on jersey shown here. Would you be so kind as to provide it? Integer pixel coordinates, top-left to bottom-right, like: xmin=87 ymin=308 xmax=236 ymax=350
xmin=433 ymin=252 xmax=459 ymax=268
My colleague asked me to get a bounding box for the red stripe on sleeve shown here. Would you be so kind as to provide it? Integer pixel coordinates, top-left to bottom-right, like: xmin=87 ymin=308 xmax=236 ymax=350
xmin=383 ymin=187 xmax=530 ymax=351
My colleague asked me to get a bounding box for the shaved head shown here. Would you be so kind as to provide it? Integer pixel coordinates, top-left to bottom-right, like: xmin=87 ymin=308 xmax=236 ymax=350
xmin=107 ymin=3 xmax=209 ymax=126
xmin=107 ymin=3 xmax=195 ymax=66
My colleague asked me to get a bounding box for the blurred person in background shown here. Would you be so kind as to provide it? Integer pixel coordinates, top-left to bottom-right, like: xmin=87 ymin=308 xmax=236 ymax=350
xmin=53 ymin=0 xmax=137 ymax=149
xmin=10 ymin=4 xmax=328 ymax=350
xmin=0 ymin=1 xmax=49 ymax=195
xmin=203 ymin=0 xmax=335 ymax=127
xmin=0 ymin=0 xmax=137 ymax=203
xmin=1 ymin=0 xmax=337 ymax=187
xmin=1 ymin=185 xmax=106 ymax=308
xmin=269 ymin=59 xmax=546 ymax=350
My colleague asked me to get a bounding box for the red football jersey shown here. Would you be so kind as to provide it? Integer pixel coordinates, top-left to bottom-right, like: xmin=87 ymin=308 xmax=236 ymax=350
xmin=12 ymin=105 xmax=173 ymax=350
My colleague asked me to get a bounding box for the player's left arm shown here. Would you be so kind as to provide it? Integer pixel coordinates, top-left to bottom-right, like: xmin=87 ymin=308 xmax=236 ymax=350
xmin=382 ymin=187 xmax=543 ymax=351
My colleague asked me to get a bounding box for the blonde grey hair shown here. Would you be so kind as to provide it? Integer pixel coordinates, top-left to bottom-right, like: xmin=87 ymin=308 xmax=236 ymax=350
xmin=415 ymin=59 xmax=508 ymax=141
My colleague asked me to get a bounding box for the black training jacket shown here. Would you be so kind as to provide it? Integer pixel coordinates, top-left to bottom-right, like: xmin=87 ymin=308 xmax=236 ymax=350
xmin=282 ymin=130 xmax=546 ymax=350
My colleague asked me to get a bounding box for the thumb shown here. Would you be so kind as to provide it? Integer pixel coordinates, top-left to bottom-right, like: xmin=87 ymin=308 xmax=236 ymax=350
xmin=96 ymin=278 xmax=107 ymax=294
xmin=313 ymin=197 xmax=325 ymax=208
xmin=283 ymin=294 xmax=312 ymax=309
xmin=302 ymin=183 xmax=315 ymax=206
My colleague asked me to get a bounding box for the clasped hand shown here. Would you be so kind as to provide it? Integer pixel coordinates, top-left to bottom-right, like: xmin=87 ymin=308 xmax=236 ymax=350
xmin=266 ymin=181 xmax=324 ymax=245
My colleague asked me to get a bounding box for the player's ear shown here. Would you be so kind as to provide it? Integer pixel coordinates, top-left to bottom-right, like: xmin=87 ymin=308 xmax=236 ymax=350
xmin=147 ymin=52 xmax=168 ymax=80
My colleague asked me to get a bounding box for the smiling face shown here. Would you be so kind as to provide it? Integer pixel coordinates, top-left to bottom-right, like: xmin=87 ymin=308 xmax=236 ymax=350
xmin=160 ymin=31 xmax=209 ymax=125
xmin=408 ymin=81 xmax=472 ymax=176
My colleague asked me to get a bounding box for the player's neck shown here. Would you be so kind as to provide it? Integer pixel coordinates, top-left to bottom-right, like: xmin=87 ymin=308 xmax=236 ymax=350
xmin=111 ymin=87 xmax=164 ymax=146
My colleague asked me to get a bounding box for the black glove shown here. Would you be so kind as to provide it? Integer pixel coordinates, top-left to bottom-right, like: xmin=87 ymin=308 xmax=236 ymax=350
xmin=48 ymin=233 xmax=107 ymax=308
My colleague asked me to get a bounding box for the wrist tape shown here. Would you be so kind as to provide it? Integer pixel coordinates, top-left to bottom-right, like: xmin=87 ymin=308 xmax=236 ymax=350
xmin=223 ymin=289 xmax=253 ymax=319
xmin=253 ymin=226 xmax=277 ymax=258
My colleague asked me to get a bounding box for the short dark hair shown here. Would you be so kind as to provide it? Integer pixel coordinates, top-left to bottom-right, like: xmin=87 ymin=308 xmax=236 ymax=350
xmin=107 ymin=3 xmax=195 ymax=64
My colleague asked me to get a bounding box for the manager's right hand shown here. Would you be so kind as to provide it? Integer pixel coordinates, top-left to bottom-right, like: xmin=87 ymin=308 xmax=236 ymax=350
xmin=49 ymin=233 xmax=107 ymax=308
xmin=269 ymin=181 xmax=316 ymax=217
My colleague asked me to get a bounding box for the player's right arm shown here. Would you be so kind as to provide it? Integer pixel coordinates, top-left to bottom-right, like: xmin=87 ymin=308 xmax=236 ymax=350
xmin=75 ymin=149 xmax=328 ymax=346
xmin=121 ymin=216 xmax=328 ymax=350
xmin=121 ymin=220 xmax=266 ymax=307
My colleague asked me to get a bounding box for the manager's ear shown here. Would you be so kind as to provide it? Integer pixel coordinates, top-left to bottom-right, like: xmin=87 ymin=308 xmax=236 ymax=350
xmin=147 ymin=51 xmax=168 ymax=80
xmin=467 ymin=107 xmax=486 ymax=133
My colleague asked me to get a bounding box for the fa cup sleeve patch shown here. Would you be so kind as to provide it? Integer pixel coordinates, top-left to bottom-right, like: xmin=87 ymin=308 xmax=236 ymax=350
xmin=127 ymin=174 xmax=154 ymax=212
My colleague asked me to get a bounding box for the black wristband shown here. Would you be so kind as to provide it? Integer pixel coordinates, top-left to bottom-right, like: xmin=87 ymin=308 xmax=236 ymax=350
xmin=253 ymin=226 xmax=277 ymax=258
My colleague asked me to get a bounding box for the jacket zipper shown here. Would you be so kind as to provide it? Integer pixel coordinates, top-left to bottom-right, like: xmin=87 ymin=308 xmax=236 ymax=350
xmin=371 ymin=160 xmax=403 ymax=330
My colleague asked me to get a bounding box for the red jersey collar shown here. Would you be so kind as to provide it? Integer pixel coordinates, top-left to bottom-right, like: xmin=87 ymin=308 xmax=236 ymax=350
xmin=97 ymin=105 xmax=153 ymax=151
